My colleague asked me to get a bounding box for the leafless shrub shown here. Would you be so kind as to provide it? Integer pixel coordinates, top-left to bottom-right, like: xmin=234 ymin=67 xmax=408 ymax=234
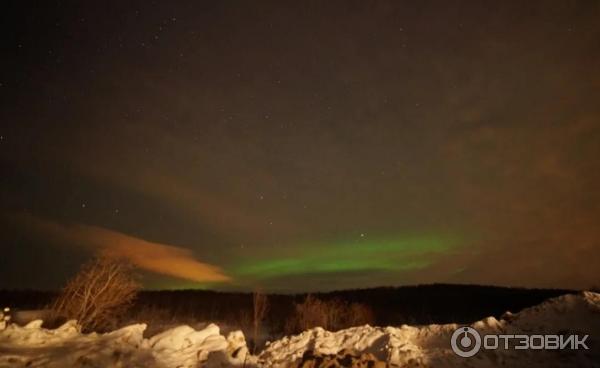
xmin=346 ymin=302 xmax=375 ymax=327
xmin=286 ymin=295 xmax=374 ymax=334
xmin=49 ymin=255 xmax=140 ymax=332
xmin=252 ymin=290 xmax=269 ymax=352
xmin=286 ymin=295 xmax=329 ymax=333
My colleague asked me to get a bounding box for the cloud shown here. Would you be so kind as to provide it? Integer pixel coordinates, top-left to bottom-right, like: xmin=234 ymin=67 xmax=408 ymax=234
xmin=435 ymin=97 xmax=600 ymax=289
xmin=14 ymin=213 xmax=231 ymax=283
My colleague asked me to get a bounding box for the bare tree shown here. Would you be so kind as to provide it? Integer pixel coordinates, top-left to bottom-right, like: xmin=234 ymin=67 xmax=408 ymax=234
xmin=50 ymin=255 xmax=140 ymax=332
xmin=285 ymin=295 xmax=374 ymax=334
xmin=290 ymin=294 xmax=329 ymax=332
xmin=252 ymin=290 xmax=269 ymax=352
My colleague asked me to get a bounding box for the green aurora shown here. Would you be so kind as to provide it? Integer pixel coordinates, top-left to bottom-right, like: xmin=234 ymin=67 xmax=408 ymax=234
xmin=3 ymin=1 xmax=600 ymax=291
xmin=231 ymin=234 xmax=461 ymax=281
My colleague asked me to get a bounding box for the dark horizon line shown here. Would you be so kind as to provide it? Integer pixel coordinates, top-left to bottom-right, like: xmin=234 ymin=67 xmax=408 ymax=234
xmin=0 ymin=282 xmax=587 ymax=296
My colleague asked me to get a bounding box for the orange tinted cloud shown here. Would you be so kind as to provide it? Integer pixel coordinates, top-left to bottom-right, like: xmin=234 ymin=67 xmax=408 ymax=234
xmin=18 ymin=214 xmax=230 ymax=283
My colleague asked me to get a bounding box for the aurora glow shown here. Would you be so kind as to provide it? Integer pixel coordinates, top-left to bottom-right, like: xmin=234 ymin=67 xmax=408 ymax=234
xmin=233 ymin=234 xmax=459 ymax=280
xmin=2 ymin=1 xmax=600 ymax=291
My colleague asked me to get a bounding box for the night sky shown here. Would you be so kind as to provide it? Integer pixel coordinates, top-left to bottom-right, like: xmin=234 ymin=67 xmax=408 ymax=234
xmin=1 ymin=1 xmax=599 ymax=292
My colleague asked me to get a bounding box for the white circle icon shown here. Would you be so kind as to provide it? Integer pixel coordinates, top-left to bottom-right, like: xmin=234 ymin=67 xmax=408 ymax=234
xmin=451 ymin=327 xmax=482 ymax=357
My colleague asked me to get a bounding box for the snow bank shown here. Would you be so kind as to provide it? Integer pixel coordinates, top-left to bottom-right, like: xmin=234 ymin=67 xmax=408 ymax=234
xmin=260 ymin=291 xmax=600 ymax=367
xmin=0 ymin=292 xmax=598 ymax=367
xmin=149 ymin=323 xmax=251 ymax=367
xmin=0 ymin=320 xmax=251 ymax=368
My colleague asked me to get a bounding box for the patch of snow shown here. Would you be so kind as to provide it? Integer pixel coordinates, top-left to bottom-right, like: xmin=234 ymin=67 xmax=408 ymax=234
xmin=149 ymin=323 xmax=251 ymax=367
xmin=0 ymin=321 xmax=252 ymax=368
xmin=259 ymin=291 xmax=600 ymax=367
xmin=12 ymin=309 xmax=49 ymax=326
xmin=0 ymin=292 xmax=598 ymax=367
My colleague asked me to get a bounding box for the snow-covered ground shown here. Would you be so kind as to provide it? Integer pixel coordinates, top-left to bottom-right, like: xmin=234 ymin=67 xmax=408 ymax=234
xmin=1 ymin=292 xmax=598 ymax=367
